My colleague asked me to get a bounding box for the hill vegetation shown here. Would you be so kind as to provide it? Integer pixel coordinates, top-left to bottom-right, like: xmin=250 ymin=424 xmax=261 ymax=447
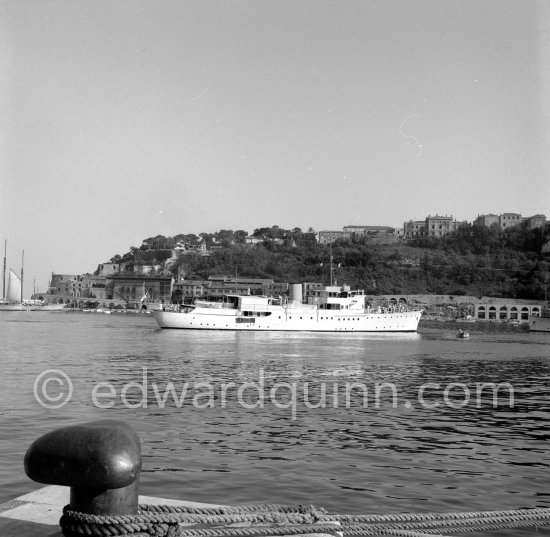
xmin=112 ymin=223 xmax=550 ymax=300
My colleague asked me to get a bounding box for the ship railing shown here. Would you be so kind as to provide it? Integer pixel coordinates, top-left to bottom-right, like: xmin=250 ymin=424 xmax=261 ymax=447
xmin=195 ymin=300 xmax=224 ymax=309
xmin=365 ymin=304 xmax=422 ymax=314
xmin=237 ymin=304 xmax=278 ymax=312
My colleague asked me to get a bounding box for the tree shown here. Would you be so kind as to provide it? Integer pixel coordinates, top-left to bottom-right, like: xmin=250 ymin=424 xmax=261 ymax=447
xmin=234 ymin=230 xmax=248 ymax=243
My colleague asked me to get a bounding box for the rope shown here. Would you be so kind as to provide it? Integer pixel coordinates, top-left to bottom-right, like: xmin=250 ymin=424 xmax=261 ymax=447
xmin=59 ymin=503 xmax=550 ymax=537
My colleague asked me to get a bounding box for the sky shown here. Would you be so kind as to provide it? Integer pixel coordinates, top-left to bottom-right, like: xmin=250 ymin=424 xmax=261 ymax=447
xmin=1 ymin=0 xmax=549 ymax=293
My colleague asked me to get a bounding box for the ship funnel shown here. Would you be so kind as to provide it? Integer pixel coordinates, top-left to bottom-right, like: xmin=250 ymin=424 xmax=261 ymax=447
xmin=289 ymin=283 xmax=303 ymax=303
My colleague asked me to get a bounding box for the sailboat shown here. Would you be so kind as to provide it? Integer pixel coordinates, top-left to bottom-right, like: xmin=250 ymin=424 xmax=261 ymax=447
xmin=0 ymin=269 xmax=24 ymax=310
xmin=0 ymin=242 xmax=25 ymax=311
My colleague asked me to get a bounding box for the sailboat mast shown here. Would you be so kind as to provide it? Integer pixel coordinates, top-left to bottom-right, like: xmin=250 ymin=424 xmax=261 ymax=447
xmin=21 ymin=250 xmax=24 ymax=303
xmin=2 ymin=239 xmax=6 ymax=300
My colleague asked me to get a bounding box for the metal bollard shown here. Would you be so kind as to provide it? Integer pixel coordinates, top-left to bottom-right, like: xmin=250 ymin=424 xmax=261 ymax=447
xmin=24 ymin=420 xmax=141 ymax=515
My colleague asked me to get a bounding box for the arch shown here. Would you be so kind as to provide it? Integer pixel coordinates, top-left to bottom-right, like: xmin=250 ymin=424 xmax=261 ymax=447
xmin=520 ymin=307 xmax=529 ymax=320
xmin=510 ymin=306 xmax=518 ymax=320
xmin=389 ymin=297 xmax=397 ymax=305
xmin=488 ymin=306 xmax=497 ymax=320
xmin=499 ymin=306 xmax=508 ymax=320
xmin=531 ymin=307 xmax=540 ymax=317
xmin=477 ymin=305 xmax=486 ymax=319
xmin=398 ymin=297 xmax=407 ymax=304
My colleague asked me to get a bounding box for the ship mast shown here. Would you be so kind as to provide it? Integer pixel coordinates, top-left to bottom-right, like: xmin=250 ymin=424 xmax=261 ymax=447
xmin=330 ymin=248 xmax=334 ymax=287
xmin=21 ymin=250 xmax=24 ymax=303
xmin=2 ymin=239 xmax=6 ymax=300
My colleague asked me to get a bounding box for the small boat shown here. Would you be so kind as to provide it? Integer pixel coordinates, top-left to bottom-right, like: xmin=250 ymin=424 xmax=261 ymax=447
xmin=456 ymin=329 xmax=469 ymax=338
xmin=30 ymin=303 xmax=67 ymax=311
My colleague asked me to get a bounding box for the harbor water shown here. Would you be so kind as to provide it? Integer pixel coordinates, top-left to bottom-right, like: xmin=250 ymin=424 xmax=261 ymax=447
xmin=1 ymin=312 xmax=549 ymax=525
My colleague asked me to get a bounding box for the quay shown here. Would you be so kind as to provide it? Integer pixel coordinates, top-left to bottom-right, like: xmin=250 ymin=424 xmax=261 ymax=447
xmin=0 ymin=486 xmax=217 ymax=537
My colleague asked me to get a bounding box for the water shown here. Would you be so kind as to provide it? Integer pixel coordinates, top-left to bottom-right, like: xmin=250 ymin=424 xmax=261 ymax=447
xmin=1 ymin=312 xmax=549 ymax=529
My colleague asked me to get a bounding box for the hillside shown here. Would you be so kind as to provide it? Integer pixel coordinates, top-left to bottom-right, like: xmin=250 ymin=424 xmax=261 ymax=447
xmin=112 ymin=224 xmax=550 ymax=300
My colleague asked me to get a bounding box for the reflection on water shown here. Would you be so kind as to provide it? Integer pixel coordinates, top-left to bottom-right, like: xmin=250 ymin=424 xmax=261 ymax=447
xmin=1 ymin=313 xmax=549 ymax=526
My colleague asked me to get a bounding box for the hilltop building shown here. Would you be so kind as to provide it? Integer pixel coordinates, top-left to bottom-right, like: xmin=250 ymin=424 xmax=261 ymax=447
xmin=473 ymin=214 xmax=499 ymax=228
xmin=245 ymin=236 xmax=264 ymax=245
xmin=403 ymin=215 xmax=460 ymax=239
xmin=133 ymin=261 xmax=162 ymax=275
xmin=402 ymin=212 xmax=546 ymax=239
xmin=425 ymin=215 xmax=456 ymax=237
xmin=499 ymin=213 xmax=522 ymax=229
xmin=95 ymin=263 xmax=121 ymax=276
xmin=317 ymin=231 xmax=352 ymax=244
xmin=342 ymin=225 xmax=395 ymax=236
xmin=473 ymin=213 xmax=546 ymax=231
xmin=526 ymin=214 xmax=547 ymax=230
xmin=403 ymin=220 xmax=425 ymax=239
xmin=317 ymin=226 xmax=395 ymax=244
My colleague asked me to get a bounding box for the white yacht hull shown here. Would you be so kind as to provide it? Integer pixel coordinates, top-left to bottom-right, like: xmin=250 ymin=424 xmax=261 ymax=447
xmin=154 ymin=306 xmax=422 ymax=332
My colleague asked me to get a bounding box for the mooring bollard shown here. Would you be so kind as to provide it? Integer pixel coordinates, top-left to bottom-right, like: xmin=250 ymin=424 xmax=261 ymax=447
xmin=24 ymin=420 xmax=141 ymax=515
